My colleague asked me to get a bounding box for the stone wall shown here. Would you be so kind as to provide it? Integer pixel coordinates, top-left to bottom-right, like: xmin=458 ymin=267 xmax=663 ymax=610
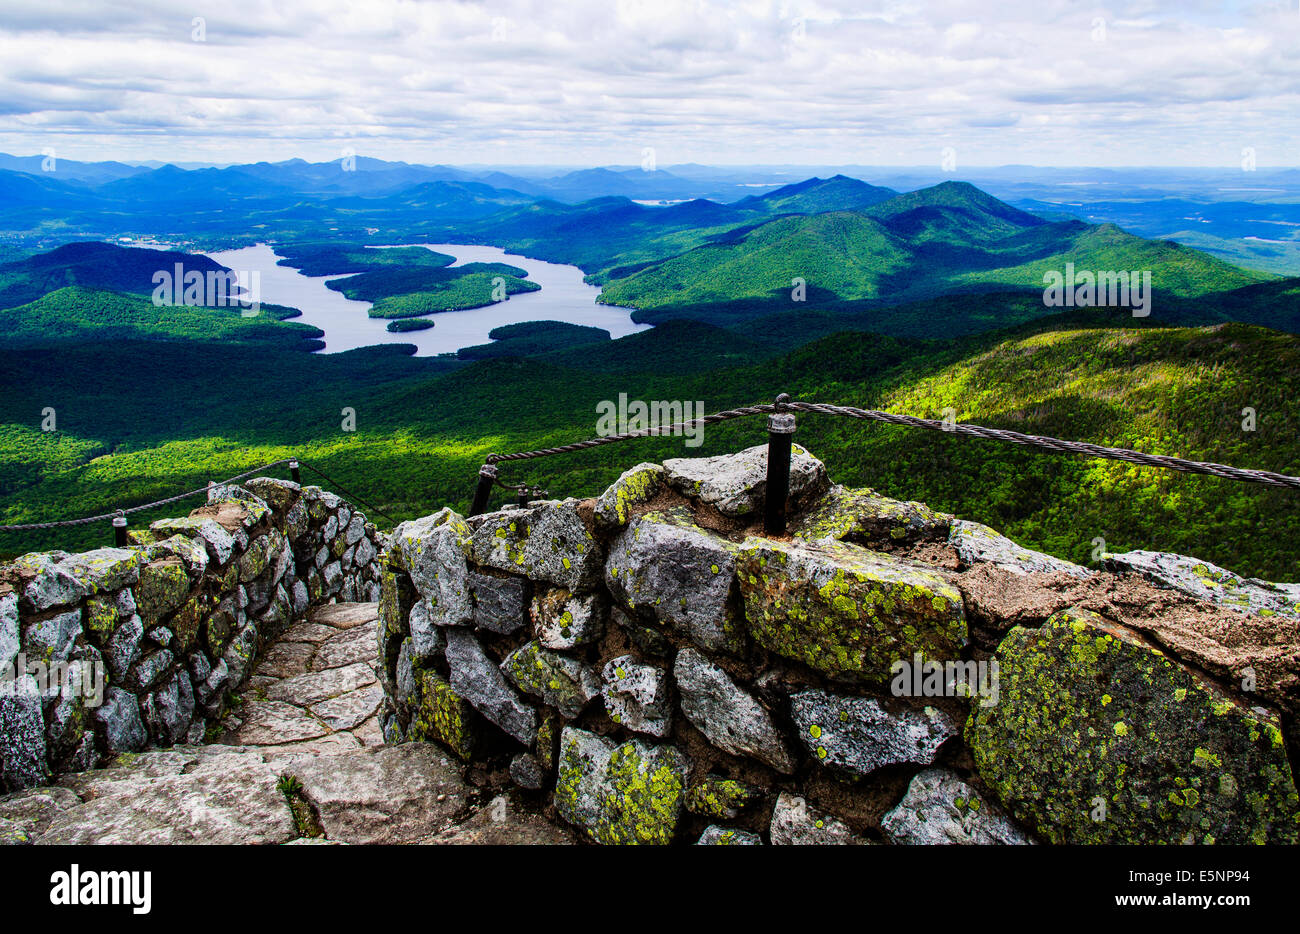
xmin=378 ymin=444 xmax=1300 ymax=845
xmin=0 ymin=478 xmax=385 ymax=791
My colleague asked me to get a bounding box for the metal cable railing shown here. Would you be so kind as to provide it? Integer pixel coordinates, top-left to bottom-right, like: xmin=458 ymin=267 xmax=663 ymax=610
xmin=469 ymin=394 xmax=1300 ymax=530
xmin=0 ymin=458 xmax=394 ymax=540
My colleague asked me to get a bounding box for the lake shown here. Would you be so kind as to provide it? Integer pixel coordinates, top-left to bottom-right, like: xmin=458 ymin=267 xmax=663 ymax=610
xmin=202 ymin=242 xmax=649 ymax=356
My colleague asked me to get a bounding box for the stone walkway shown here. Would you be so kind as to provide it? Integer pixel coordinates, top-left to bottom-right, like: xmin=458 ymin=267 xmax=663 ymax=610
xmin=0 ymin=603 xmax=575 ymax=845
xmin=224 ymin=603 xmax=387 ymax=755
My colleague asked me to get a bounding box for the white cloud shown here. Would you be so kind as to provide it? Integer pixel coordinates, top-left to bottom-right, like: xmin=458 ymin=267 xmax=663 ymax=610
xmin=0 ymin=0 xmax=1296 ymax=166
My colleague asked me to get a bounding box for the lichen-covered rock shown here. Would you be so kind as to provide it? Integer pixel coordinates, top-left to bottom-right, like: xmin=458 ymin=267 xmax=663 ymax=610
xmin=967 ymin=607 xmax=1300 ymax=844
xmin=663 ymin=442 xmax=829 ymax=519
xmin=57 ymin=548 xmax=143 ymax=597
xmin=554 ymin=726 xmax=688 ymax=845
xmin=10 ymin=553 xmax=89 ymax=611
xmin=0 ymin=681 xmax=49 ymax=792
xmin=606 ymin=509 xmax=742 ymax=653
xmin=769 ymin=791 xmax=867 ymax=845
xmin=243 ymin=476 xmax=299 ymax=511
xmin=407 ymin=668 xmax=481 ymax=761
xmin=1105 ymin=550 xmax=1300 ymax=620
xmin=148 ymin=517 xmax=235 ymax=565
xmin=103 ymin=613 xmax=144 ymax=681
xmin=501 ymin=641 xmax=600 ymax=719
xmin=533 ymin=589 xmax=606 ymax=650
xmin=22 ymin=607 xmax=81 ymax=663
xmin=469 ymin=500 xmax=602 ymax=591
xmin=789 ymin=689 xmax=957 ymax=776
xmin=674 ymin=649 xmax=795 ymax=773
xmin=136 ymin=558 xmax=191 ymax=625
xmin=148 ymin=534 xmax=210 ymax=579
xmin=468 ymin=571 xmax=527 ymax=635
xmin=949 ymin=519 xmax=1090 ymax=577
xmin=594 ymin=462 xmax=665 ymax=530
xmin=684 ymin=774 xmax=761 ymax=819
xmin=881 ymin=768 xmax=1035 ymax=845
xmin=221 ymin=622 xmax=258 ymax=689
xmin=205 ymin=484 xmax=271 ymax=526
xmin=737 ymin=538 xmax=967 ymax=684
xmin=601 ymin=655 xmax=672 ymax=737
xmin=84 ymin=594 xmax=120 ymax=636
xmin=444 ymin=629 xmax=537 ymax=744
xmin=697 ymin=825 xmax=762 ymax=845
xmin=794 ymin=485 xmax=952 ymax=545
xmin=390 ymin=508 xmax=474 ymax=627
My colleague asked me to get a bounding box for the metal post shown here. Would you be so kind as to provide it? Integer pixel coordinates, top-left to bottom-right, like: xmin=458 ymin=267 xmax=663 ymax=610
xmin=290 ymin=459 xmax=301 ymax=483
xmin=113 ymin=514 xmax=128 ymax=548
xmin=516 ymin=487 xmax=531 ymax=507
xmin=764 ymin=394 xmax=796 ymax=536
xmin=469 ymin=464 xmax=498 ymax=517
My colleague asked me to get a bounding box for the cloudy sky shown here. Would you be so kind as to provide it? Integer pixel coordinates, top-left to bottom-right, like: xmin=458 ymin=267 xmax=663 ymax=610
xmin=0 ymin=0 xmax=1296 ymax=167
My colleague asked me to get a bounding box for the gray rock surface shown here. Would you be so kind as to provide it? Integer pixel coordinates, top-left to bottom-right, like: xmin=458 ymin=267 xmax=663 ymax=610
xmin=789 ymin=689 xmax=958 ymax=776
xmin=0 ymin=682 xmax=49 ymax=791
xmin=390 ymin=508 xmax=474 ymax=626
xmin=663 ymin=442 xmax=829 ymax=518
xmin=94 ymin=687 xmax=147 ymax=754
xmin=697 ymin=824 xmax=763 ymax=845
xmin=533 ymin=589 xmax=606 ymax=650
xmin=284 ymin=743 xmax=470 ymax=845
xmin=469 ymin=571 xmax=527 ymax=634
xmin=1105 ymin=549 xmax=1300 ymax=620
xmin=949 ymin=519 xmax=1091 ymax=577
xmin=469 ymin=500 xmax=603 ymax=591
xmin=36 ymin=746 xmax=297 ymax=844
xmin=600 ymin=654 xmax=672 ymax=737
xmin=881 ymin=768 xmax=1036 ymax=845
xmin=605 ymin=509 xmax=741 ymax=653
xmin=769 ymin=791 xmax=867 ymax=845
xmin=674 ymin=649 xmax=795 ymax=773
xmin=444 ymin=629 xmax=537 ymax=744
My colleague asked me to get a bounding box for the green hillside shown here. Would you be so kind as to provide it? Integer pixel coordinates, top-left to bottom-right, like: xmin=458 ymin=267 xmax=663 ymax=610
xmin=743 ymin=175 xmax=898 ymax=214
xmin=595 ymin=183 xmax=1273 ymax=315
xmin=0 ymin=241 xmax=233 ymax=308
xmin=0 ymin=287 xmax=322 ymax=348
xmin=597 ymin=211 xmax=913 ymax=308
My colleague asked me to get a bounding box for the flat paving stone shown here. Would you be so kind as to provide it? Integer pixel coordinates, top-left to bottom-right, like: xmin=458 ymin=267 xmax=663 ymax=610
xmin=310 ymin=622 xmax=378 ymax=671
xmin=32 ymin=747 xmax=296 ymax=845
xmin=258 ymin=732 xmax=363 ymax=764
xmin=420 ymin=795 xmax=578 ymax=845
xmin=280 ymin=622 xmax=340 ymax=646
xmin=227 ymin=700 xmax=329 ymax=745
xmin=265 ymin=661 xmax=376 ymax=706
xmin=254 ymin=641 xmax=316 ymax=678
xmin=310 ymin=603 xmax=379 ymax=629
xmin=284 ymin=743 xmax=470 ymax=845
xmin=353 ymin=715 xmax=385 ymax=747
xmin=309 ymin=684 xmax=383 ymax=731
